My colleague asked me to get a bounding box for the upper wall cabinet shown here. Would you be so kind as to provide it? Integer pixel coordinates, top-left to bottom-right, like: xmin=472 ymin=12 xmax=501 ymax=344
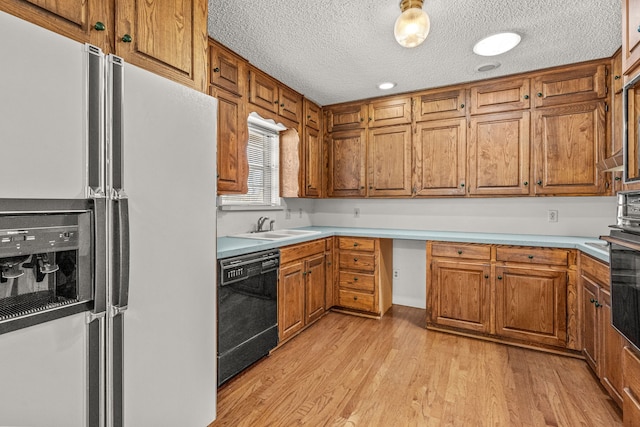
xmin=532 ymin=63 xmax=607 ymax=108
xmin=367 ymin=97 xmax=412 ymax=128
xmin=326 ymin=102 xmax=368 ymax=132
xmin=209 ymin=39 xmax=247 ymax=96
xmin=248 ymin=66 xmax=302 ymax=124
xmin=413 ymin=88 xmax=467 ymax=122
xmin=623 ymin=0 xmax=640 ymax=75
xmin=1 ymin=0 xmax=209 ymax=92
xmin=469 ymin=78 xmax=531 ymax=115
xmin=0 ymin=0 xmax=113 ymax=51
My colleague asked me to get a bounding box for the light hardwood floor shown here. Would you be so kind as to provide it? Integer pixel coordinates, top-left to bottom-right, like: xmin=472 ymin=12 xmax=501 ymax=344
xmin=210 ymin=305 xmax=622 ymax=426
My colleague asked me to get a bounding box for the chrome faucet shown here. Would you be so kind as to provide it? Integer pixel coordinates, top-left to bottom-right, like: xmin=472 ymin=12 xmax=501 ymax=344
xmin=256 ymin=216 xmax=269 ymax=232
xmin=269 ymin=219 xmax=275 ymax=231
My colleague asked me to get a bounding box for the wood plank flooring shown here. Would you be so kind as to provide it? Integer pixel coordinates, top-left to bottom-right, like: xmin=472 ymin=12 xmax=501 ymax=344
xmin=210 ymin=305 xmax=622 ymax=426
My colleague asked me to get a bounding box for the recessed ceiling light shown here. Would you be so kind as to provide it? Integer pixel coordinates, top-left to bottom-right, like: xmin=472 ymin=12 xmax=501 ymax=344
xmin=473 ymin=32 xmax=521 ymax=56
xmin=378 ymin=82 xmax=396 ymax=90
xmin=475 ymin=62 xmax=501 ymax=72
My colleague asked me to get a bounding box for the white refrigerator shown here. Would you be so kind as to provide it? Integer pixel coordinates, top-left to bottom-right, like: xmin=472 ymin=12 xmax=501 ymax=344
xmin=0 ymin=11 xmax=217 ymax=427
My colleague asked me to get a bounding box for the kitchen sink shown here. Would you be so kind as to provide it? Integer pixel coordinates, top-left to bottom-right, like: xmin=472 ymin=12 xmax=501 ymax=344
xmin=232 ymin=229 xmax=321 ymax=241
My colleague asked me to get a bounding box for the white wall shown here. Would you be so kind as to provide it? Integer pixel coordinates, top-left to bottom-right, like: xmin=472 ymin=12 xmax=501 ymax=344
xmin=217 ymin=198 xmax=315 ymax=236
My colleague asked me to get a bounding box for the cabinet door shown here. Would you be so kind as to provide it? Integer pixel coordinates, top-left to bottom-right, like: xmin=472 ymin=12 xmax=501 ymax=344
xmin=428 ymin=259 xmax=491 ymax=333
xmin=304 ymin=99 xmax=321 ymax=131
xmin=414 ymin=118 xmax=467 ymax=196
xmin=305 ymin=253 xmax=326 ymax=325
xmin=624 ymin=346 xmax=640 ymax=427
xmin=115 ymin=0 xmax=207 ymax=91
xmin=413 ymin=88 xmax=466 ymax=121
xmin=600 ymin=287 xmax=625 ymax=408
xmin=278 ymin=261 xmax=305 ymax=342
xmin=325 ymin=239 xmax=335 ymax=310
xmin=469 ymin=78 xmax=530 ymax=115
xmin=0 ymin=0 xmax=112 ymax=50
xmin=367 ymin=124 xmax=412 ymax=197
xmin=327 ymin=129 xmax=367 ymax=197
xmin=278 ymin=86 xmax=302 ymax=123
xmin=326 ymin=103 xmax=368 ymax=132
xmin=532 ymin=63 xmax=607 ymax=108
xmin=495 ymin=266 xmax=567 ymax=347
xmin=624 ymin=0 xmax=640 ymax=74
xmin=581 ymin=275 xmax=600 ymax=373
xmin=302 ymin=126 xmax=322 ymax=197
xmin=532 ymin=101 xmax=606 ymax=195
xmin=210 ymin=87 xmax=248 ymax=195
xmin=209 ymin=40 xmax=246 ymax=96
xmin=468 ymin=111 xmax=531 ymax=195
xmin=248 ymin=67 xmax=279 ymax=114
xmin=368 ymin=97 xmax=411 ymax=128
xmin=613 ymin=50 xmax=623 ymax=95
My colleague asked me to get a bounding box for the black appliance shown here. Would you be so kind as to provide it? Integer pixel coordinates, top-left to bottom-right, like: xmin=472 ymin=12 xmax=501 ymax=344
xmin=604 ymin=191 xmax=640 ymax=351
xmin=217 ymin=249 xmax=279 ymax=386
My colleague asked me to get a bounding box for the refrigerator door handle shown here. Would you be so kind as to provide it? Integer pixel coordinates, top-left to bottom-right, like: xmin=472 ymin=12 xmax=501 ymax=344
xmin=111 ymin=198 xmax=130 ymax=310
xmin=86 ymin=44 xmax=106 ymax=198
xmin=93 ymin=198 xmax=108 ymax=315
xmin=108 ymin=54 xmax=125 ymax=197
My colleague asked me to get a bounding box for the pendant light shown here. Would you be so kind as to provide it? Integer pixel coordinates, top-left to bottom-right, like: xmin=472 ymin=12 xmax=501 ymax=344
xmin=394 ymin=0 xmax=430 ymax=48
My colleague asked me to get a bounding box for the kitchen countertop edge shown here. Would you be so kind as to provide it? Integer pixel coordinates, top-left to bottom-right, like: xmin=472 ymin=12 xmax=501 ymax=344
xmin=217 ymin=226 xmax=610 ymax=263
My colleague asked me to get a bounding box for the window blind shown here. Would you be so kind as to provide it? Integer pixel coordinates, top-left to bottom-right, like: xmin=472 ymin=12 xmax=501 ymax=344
xmin=220 ymin=123 xmax=280 ymax=206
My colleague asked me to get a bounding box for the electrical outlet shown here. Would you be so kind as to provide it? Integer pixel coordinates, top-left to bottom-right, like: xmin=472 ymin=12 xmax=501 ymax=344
xmin=354 ymin=208 xmax=360 ymax=218
xmin=285 ymin=209 xmax=291 ymax=220
xmin=393 ymin=269 xmax=399 ymax=278
xmin=548 ymin=209 xmax=558 ymax=223
xmin=298 ymin=208 xmax=303 ymax=219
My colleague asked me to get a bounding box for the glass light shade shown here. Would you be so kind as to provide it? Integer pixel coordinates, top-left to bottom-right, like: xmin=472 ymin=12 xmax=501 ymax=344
xmin=473 ymin=32 xmax=521 ymax=56
xmin=394 ymin=8 xmax=430 ymax=48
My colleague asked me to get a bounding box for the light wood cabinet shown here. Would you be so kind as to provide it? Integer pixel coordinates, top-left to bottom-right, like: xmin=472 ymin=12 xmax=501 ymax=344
xmin=532 ymin=101 xmax=606 ymax=195
xmin=368 ymin=96 xmax=412 ymax=128
xmin=327 ymin=129 xmax=367 ymax=197
xmin=413 ymin=88 xmax=467 ymax=121
xmin=367 ymin=125 xmax=412 ymax=197
xmin=325 ymin=238 xmax=335 ymax=310
xmin=278 ymin=240 xmax=328 ymax=344
xmin=209 ymin=86 xmax=248 ymax=194
xmin=469 ymin=77 xmax=531 ymax=115
xmin=1 ymin=0 xmax=208 ymax=91
xmin=326 ymin=102 xmax=368 ymax=132
xmin=532 ymin=63 xmax=607 ymax=108
xmin=580 ymin=254 xmax=625 ymax=408
xmin=305 ymin=99 xmax=322 ymax=131
xmin=248 ymin=66 xmax=302 ymax=123
xmin=209 ymin=39 xmax=247 ymax=96
xmin=413 ymin=118 xmax=467 ymax=196
xmin=623 ymin=0 xmax=640 ymax=75
xmin=427 ymin=242 xmax=576 ymax=352
xmin=335 ymin=237 xmax=392 ymax=317
xmin=624 ymin=346 xmax=640 ymax=427
xmin=468 ymin=111 xmax=531 ymax=196
xmin=301 ymin=98 xmax=323 ymax=198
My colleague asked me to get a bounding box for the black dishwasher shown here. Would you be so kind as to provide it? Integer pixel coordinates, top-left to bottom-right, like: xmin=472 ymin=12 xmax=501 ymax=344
xmin=217 ymin=249 xmax=279 ymax=386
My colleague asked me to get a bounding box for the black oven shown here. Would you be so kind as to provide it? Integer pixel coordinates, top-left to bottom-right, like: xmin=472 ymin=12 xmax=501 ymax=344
xmin=217 ymin=249 xmax=279 ymax=386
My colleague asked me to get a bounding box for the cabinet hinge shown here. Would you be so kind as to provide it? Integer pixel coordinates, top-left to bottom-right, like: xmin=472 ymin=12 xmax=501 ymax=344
xmin=605 ymin=103 xmax=609 ymax=112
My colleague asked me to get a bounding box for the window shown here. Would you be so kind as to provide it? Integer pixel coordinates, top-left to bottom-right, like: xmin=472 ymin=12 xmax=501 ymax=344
xmin=220 ymin=116 xmax=281 ymax=207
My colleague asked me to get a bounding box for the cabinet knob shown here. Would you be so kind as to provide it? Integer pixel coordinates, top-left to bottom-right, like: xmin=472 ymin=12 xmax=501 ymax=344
xmin=523 ymin=181 xmax=528 ymax=186
xmin=360 ymin=118 xmax=365 ymax=122
xmin=353 ymin=243 xmax=358 ymax=247
xmin=457 ymin=250 xmax=463 ymax=255
xmin=615 ymin=176 xmax=622 ymax=181
xmin=360 ymin=186 xmax=365 ymax=190
xmin=307 ymin=115 xmax=311 ymax=119
xmin=353 ymin=258 xmax=358 ymax=262
xmin=523 ymin=95 xmax=529 ymax=99
xmin=354 ymin=277 xmax=358 ymax=281
xmin=369 ymin=117 xmax=372 ymax=121
xmin=94 ymin=22 xmax=106 ymax=31
xmin=484 ymin=274 xmax=489 ymax=279
xmin=302 ymin=271 xmax=307 ymax=276
xmin=460 ymin=183 xmax=465 ymax=188
xmin=537 ymin=92 xmax=543 ymax=97
xmin=274 ymin=100 xmax=279 ymax=104
xmin=213 ymin=67 xmax=220 ymax=73
xmin=354 ymin=296 xmax=358 ymax=301
xmin=497 ymin=275 xmax=503 ymax=280
xmin=121 ymin=34 xmax=132 ymax=43
xmin=327 ymin=261 xmax=332 ymax=266
xmin=369 ymin=185 xmax=373 ymax=190
xmin=308 ymin=271 xmax=312 ymax=275
xmin=595 ymin=301 xmax=601 ymax=308
xmin=615 ymin=75 xmax=621 ymax=80
xmin=590 ymin=298 xmax=595 ymax=303
xmin=280 ymin=103 xmax=285 ymax=107
xmin=536 ymin=180 xmax=542 ymax=185
xmin=460 ymin=104 xmax=465 ymax=109
xmin=528 ymin=255 xmax=534 ymax=259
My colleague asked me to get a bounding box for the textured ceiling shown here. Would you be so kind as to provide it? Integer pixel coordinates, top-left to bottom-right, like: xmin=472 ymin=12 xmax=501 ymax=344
xmin=207 ymin=0 xmax=621 ymax=106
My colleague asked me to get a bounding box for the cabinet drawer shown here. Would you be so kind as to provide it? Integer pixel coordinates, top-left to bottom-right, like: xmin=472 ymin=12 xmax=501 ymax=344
xmin=580 ymin=253 xmax=609 ymax=286
xmin=339 ymin=272 xmax=375 ymax=292
xmin=496 ymin=246 xmax=568 ymax=266
xmin=338 ymin=237 xmax=375 ymax=252
xmin=338 ymin=289 xmax=375 ymax=312
xmin=339 ymin=253 xmax=375 ymax=272
xmin=430 ymin=242 xmax=491 ymax=260
xmin=280 ymin=239 xmax=325 ymax=264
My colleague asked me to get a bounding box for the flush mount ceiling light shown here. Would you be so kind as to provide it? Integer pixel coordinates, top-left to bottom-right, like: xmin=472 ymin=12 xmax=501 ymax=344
xmin=378 ymin=82 xmax=396 ymax=90
xmin=394 ymin=0 xmax=430 ymax=48
xmin=473 ymin=32 xmax=521 ymax=56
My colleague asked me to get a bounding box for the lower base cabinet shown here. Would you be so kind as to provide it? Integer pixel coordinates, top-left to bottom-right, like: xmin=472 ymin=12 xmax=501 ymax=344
xmin=624 ymin=346 xmax=640 ymax=426
xmin=427 ymin=241 xmax=576 ymax=351
xmin=278 ymin=239 xmax=328 ymax=344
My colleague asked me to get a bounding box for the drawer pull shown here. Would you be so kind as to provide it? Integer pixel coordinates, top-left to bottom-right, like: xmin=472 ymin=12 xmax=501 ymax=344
xmin=594 ymin=301 xmax=601 ymax=308
xmin=302 ymin=272 xmax=307 ymax=276
xmin=353 ymin=277 xmax=358 ymax=281
xmin=354 ymin=258 xmax=358 ymax=262
xmin=590 ymin=298 xmax=595 ymax=303
xmin=484 ymin=274 xmax=489 ymax=279
xmin=353 ymin=296 xmax=358 ymax=301
xmin=528 ymin=255 xmax=534 ymax=259
xmin=457 ymin=250 xmax=463 ymax=255
xmin=353 ymin=242 xmax=359 ymax=247
xmin=497 ymin=275 xmax=503 ymax=280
